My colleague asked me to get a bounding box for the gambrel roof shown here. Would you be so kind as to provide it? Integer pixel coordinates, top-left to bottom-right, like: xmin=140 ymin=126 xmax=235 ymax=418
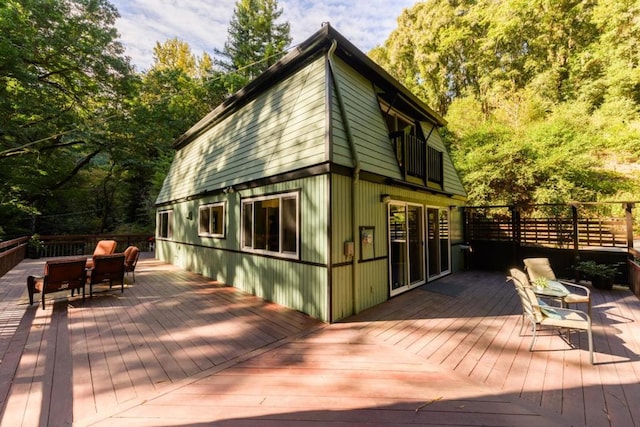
xmin=172 ymin=23 xmax=446 ymax=149
xmin=157 ymin=24 xmax=465 ymax=205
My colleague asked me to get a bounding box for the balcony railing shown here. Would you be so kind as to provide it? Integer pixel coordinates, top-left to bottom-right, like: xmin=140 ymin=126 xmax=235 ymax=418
xmin=391 ymin=132 xmax=443 ymax=186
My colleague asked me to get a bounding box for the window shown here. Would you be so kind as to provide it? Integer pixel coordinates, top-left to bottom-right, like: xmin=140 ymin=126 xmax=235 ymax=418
xmin=199 ymin=202 xmax=225 ymax=238
xmin=158 ymin=210 xmax=173 ymax=239
xmin=241 ymin=192 xmax=299 ymax=258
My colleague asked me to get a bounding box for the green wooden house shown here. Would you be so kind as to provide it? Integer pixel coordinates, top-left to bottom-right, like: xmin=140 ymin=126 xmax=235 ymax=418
xmin=155 ymin=24 xmax=467 ymax=322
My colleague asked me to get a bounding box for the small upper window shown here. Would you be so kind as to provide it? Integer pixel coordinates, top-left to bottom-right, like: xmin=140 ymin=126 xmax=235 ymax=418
xmin=199 ymin=202 xmax=225 ymax=238
xmin=158 ymin=210 xmax=173 ymax=239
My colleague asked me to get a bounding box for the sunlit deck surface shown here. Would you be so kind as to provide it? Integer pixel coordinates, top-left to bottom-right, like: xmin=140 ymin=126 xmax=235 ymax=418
xmin=1 ymin=255 xmax=640 ymax=426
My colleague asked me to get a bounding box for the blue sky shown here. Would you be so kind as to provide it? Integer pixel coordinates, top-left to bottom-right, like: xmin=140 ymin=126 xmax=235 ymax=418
xmin=109 ymin=0 xmax=417 ymax=71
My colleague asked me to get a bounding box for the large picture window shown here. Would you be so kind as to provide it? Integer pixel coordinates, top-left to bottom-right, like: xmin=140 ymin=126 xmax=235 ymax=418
xmin=199 ymin=202 xmax=225 ymax=238
xmin=241 ymin=192 xmax=299 ymax=258
xmin=158 ymin=210 xmax=173 ymax=239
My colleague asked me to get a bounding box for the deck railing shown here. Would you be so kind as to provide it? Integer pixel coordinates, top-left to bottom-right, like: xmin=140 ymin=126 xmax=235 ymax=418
xmin=0 ymin=237 xmax=28 ymax=278
xmin=36 ymin=234 xmax=153 ymax=258
xmin=0 ymin=234 xmax=153 ymax=279
xmin=631 ymin=248 xmax=640 ymax=298
xmin=390 ymin=132 xmax=444 ymax=185
xmin=463 ymin=202 xmax=638 ymax=282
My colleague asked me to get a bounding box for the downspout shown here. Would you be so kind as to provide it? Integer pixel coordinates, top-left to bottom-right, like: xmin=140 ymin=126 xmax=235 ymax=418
xmin=327 ymin=40 xmax=362 ymax=315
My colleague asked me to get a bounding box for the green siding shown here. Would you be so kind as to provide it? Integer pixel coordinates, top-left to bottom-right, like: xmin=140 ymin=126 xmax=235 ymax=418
xmin=331 ymin=57 xmax=466 ymax=199
xmin=156 ymin=175 xmax=330 ymax=322
xmin=157 ymin=56 xmax=328 ymax=204
xmin=331 ymin=265 xmax=352 ymax=321
xmin=330 ymin=58 xmax=402 ymax=179
xmin=156 ymin=44 xmax=468 ymax=324
xmin=329 ymin=173 xmax=466 ymax=321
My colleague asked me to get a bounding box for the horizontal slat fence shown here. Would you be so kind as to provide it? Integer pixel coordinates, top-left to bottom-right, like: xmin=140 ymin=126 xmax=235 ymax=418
xmin=467 ymin=216 xmax=627 ymax=248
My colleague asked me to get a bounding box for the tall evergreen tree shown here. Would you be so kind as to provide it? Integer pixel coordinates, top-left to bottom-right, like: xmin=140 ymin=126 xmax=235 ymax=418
xmin=215 ymin=0 xmax=291 ymax=90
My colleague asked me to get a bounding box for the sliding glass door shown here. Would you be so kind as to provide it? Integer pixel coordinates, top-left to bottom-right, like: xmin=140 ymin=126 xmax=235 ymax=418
xmin=427 ymin=207 xmax=450 ymax=278
xmin=389 ymin=202 xmax=425 ymax=296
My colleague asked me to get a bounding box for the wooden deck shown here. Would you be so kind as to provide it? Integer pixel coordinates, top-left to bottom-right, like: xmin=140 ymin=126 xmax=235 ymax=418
xmin=1 ymin=256 xmax=640 ymax=426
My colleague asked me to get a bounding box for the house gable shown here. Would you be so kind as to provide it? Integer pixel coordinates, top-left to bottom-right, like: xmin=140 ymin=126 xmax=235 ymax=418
xmin=329 ymin=56 xmax=466 ymax=198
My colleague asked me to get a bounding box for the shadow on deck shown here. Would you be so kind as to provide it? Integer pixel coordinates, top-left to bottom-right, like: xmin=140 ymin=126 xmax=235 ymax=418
xmin=1 ymin=256 xmax=639 ymax=426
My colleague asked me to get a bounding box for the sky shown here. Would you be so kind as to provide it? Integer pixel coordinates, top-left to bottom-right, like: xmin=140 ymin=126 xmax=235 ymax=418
xmin=109 ymin=0 xmax=417 ymax=71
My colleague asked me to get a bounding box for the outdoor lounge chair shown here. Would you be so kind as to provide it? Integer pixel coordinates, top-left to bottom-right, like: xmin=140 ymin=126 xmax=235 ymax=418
xmin=85 ymin=239 xmax=117 ymax=269
xmin=27 ymin=257 xmax=88 ymax=309
xmin=508 ymin=268 xmax=594 ymax=364
xmin=87 ymin=253 xmax=126 ymax=297
xmin=123 ymin=245 xmax=140 ymax=282
xmin=524 ymin=257 xmax=591 ymax=316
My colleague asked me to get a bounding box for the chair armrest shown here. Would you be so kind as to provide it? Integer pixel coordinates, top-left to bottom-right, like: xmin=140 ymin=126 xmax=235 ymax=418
xmin=551 ymin=306 xmax=591 ymax=322
xmin=557 ymin=280 xmax=591 ymax=297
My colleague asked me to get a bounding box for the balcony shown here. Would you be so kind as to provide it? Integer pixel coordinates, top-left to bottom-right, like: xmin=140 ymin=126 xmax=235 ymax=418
xmin=391 ymin=132 xmax=443 ymax=186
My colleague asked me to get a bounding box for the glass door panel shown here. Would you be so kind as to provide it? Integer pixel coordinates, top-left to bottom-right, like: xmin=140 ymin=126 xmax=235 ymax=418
xmin=389 ymin=203 xmax=407 ymax=291
xmin=407 ymin=205 xmax=425 ymax=284
xmin=427 ymin=207 xmax=451 ymax=278
xmin=439 ymin=209 xmax=450 ymax=274
xmin=389 ymin=202 xmax=426 ymax=296
xmin=427 ymin=208 xmax=440 ymax=278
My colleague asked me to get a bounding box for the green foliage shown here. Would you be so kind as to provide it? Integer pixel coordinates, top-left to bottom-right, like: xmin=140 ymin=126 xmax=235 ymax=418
xmin=575 ymin=260 xmax=619 ymax=279
xmin=215 ymin=0 xmax=291 ymax=89
xmin=0 ymin=0 xmax=137 ymax=236
xmin=374 ymin=0 xmax=640 ymax=206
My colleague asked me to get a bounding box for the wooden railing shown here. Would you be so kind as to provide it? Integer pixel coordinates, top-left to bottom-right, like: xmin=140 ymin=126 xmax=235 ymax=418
xmin=629 ymin=251 xmax=640 ymax=299
xmin=390 ymin=132 xmax=444 ymax=185
xmin=0 ymin=237 xmax=28 ymax=278
xmin=0 ymin=234 xmax=154 ymax=279
xmin=37 ymin=234 xmax=153 ymax=258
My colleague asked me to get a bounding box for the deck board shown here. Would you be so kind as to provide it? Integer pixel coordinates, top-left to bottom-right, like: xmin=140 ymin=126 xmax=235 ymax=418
xmin=2 ymin=258 xmax=640 ymax=426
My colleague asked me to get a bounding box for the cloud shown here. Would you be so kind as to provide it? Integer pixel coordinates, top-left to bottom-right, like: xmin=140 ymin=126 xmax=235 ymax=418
xmin=110 ymin=0 xmax=415 ymax=71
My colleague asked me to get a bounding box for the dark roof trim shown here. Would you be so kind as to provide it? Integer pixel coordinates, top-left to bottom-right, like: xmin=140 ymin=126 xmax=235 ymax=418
xmin=172 ymin=24 xmax=445 ymax=149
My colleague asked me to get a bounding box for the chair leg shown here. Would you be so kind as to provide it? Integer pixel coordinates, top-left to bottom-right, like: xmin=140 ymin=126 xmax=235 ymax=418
xmin=588 ymin=328 xmax=594 ymax=365
xmin=519 ymin=314 xmax=526 ymax=336
xmin=41 ymin=292 xmax=46 ymax=310
xmin=529 ymin=324 xmax=538 ymax=351
xmin=27 ymin=276 xmax=35 ymax=306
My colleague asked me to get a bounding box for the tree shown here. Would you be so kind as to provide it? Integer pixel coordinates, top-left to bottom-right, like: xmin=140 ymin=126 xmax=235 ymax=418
xmin=373 ymin=0 xmax=640 ymax=207
xmin=151 ymin=37 xmax=216 ymax=79
xmin=122 ymin=40 xmax=228 ymax=230
xmin=0 ymin=0 xmax=135 ymax=236
xmin=215 ymin=0 xmax=291 ymax=90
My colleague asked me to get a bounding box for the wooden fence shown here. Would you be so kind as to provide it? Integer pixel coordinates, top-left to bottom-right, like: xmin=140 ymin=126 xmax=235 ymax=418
xmin=464 ymin=202 xmax=638 ymax=283
xmin=467 ymin=217 xmax=627 ymax=248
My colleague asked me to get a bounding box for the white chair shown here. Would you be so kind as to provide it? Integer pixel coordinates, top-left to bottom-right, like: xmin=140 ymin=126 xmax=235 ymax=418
xmin=524 ymin=257 xmax=591 ymax=316
xmin=508 ymin=268 xmax=594 ymax=365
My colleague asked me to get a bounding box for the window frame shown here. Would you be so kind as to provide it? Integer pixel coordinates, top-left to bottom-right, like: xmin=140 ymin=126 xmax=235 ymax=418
xmin=198 ymin=202 xmax=226 ymax=238
xmin=240 ymin=191 xmax=300 ymax=259
xmin=158 ymin=209 xmax=173 ymax=240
